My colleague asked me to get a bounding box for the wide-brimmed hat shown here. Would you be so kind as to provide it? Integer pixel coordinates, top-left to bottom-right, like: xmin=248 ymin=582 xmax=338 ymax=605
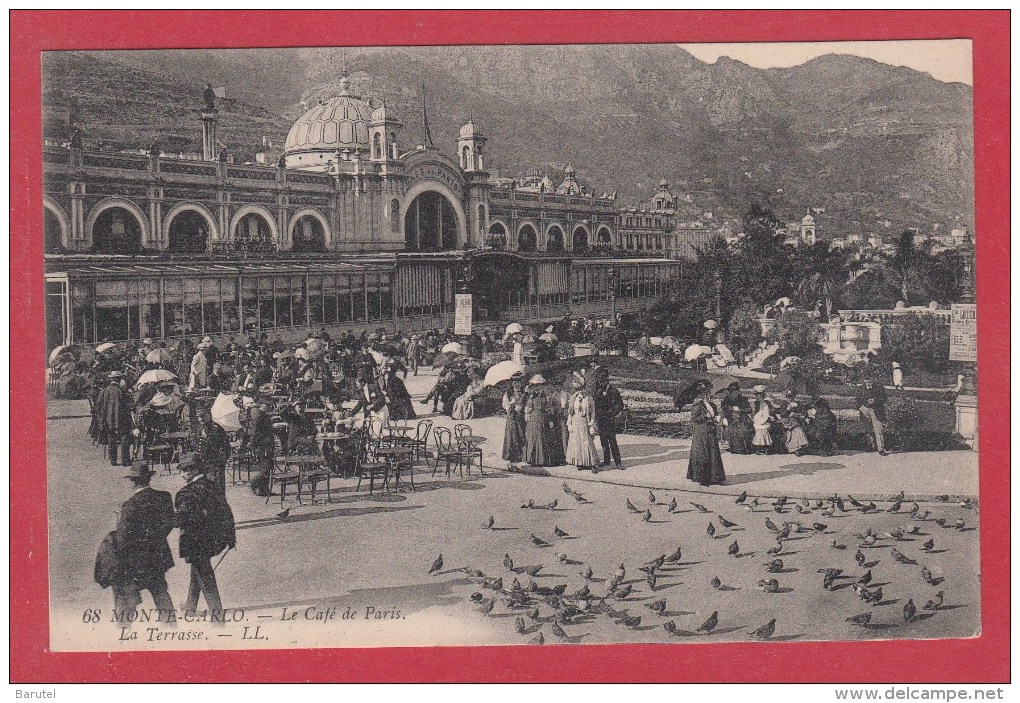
xmin=570 ymin=372 xmax=585 ymax=389
xmin=108 ymin=371 xmax=125 ymax=380
xmin=752 ymin=384 xmax=767 ymax=394
xmin=529 ymin=374 xmax=547 ymax=385
xmin=142 ymin=338 xmax=153 ymax=346
xmin=892 ymin=362 xmax=901 ymax=369
xmin=202 ymin=336 xmax=213 ymax=344
xmin=124 ymin=461 xmax=155 ymax=479
xmin=197 ymin=341 xmax=212 ymax=350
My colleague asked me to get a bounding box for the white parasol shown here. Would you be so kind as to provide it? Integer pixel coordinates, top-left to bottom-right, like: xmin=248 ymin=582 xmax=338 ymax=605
xmin=684 ymin=344 xmax=713 ymax=361
xmin=441 ymin=342 xmax=465 ymax=355
xmin=210 ymin=393 xmax=242 ymax=432
xmin=650 ymin=336 xmax=663 ymax=346
xmin=660 ymin=336 xmax=677 ymax=350
xmin=483 ymin=359 xmax=525 ymax=388
xmin=504 ymin=322 xmax=524 ymax=336
xmin=294 ymin=347 xmax=310 ymax=360
xmin=135 ymin=369 xmax=178 ymax=386
xmin=49 ymin=345 xmax=75 ymax=365
xmin=368 ymin=349 xmax=385 ymax=365
xmin=703 ymin=320 xmax=718 ymax=330
xmin=145 ymin=348 xmax=174 ymax=364
xmin=538 ymin=332 xmax=558 ymax=343
xmin=95 ymin=342 xmax=118 ymax=354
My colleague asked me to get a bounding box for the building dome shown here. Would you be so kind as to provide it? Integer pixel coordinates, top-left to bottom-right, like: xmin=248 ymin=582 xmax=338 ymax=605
xmin=459 ymin=119 xmax=483 ymax=139
xmin=802 ymin=212 xmax=816 ymax=225
xmin=284 ymin=81 xmax=374 ymax=158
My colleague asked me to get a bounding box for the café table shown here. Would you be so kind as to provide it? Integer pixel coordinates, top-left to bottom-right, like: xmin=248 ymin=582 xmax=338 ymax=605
xmin=273 ymin=454 xmax=328 ymax=505
xmin=455 ymin=435 xmax=487 ymax=476
xmin=374 ymin=445 xmax=415 ymax=491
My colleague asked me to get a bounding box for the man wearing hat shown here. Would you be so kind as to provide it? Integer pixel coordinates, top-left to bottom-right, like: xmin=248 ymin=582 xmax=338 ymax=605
xmin=175 ymin=453 xmax=235 ymax=619
xmin=111 ymin=461 xmax=176 ymax=625
xmin=189 ymin=342 xmax=210 ymax=391
xmin=95 ymin=370 xmax=134 ymax=466
xmin=856 ymin=376 xmax=889 ymax=456
xmin=591 ymin=367 xmax=625 ymax=470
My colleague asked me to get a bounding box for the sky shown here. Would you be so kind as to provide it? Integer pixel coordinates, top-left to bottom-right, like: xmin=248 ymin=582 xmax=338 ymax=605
xmin=678 ymin=39 xmax=973 ymax=85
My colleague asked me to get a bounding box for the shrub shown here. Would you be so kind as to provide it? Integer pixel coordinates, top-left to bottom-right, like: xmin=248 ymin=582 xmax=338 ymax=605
xmin=767 ymin=309 xmax=823 ymax=358
xmin=592 ymin=326 xmax=621 ymax=353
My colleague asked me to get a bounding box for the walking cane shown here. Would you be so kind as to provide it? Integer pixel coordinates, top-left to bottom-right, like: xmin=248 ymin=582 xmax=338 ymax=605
xmin=213 ymin=546 xmax=233 ymax=572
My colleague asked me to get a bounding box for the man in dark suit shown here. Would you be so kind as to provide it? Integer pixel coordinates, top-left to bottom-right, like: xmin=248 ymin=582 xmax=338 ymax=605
xmin=95 ymin=371 xmax=134 ymax=465
xmin=592 ymin=369 xmax=625 ymax=470
xmin=351 ymin=374 xmax=385 ymax=418
xmin=113 ymin=462 xmax=176 ymax=624
xmin=175 ymin=453 xmax=235 ymax=619
xmin=856 ymin=376 xmax=889 ymax=456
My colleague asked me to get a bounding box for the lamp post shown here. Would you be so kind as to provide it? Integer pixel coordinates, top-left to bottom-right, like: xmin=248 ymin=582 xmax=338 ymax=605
xmin=608 ymin=265 xmax=617 ymax=325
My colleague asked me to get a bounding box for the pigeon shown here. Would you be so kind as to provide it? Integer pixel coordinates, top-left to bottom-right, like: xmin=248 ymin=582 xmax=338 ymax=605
xmin=924 ymin=591 xmax=944 ymax=611
xmin=813 ymin=522 xmax=828 ymax=532
xmin=920 ymin=539 xmax=935 ymax=553
xmin=882 ymin=528 xmax=905 ymax=541
xmin=903 ymin=598 xmax=916 ymax=623
xmin=855 ymin=550 xmax=867 ymax=566
xmin=888 ymin=501 xmax=903 ymax=513
xmin=514 ymin=616 xmax=526 ymax=634
xmin=796 ymin=504 xmax=810 ymax=514
xmin=614 ymin=584 xmax=633 ymax=599
xmin=521 ymin=499 xmax=535 ymax=509
xmin=525 ymin=565 xmax=543 ymax=577
xmin=478 ymin=599 xmax=495 ymax=614
xmin=954 ymin=518 xmax=966 ymax=530
xmin=846 ymin=612 xmax=872 ymax=626
xmin=528 ymin=606 xmax=540 ymax=620
xmin=767 ymin=543 xmax=784 ymax=556
xmin=614 ymin=564 xmax=626 ymax=582
xmin=543 ymin=500 xmax=559 ymax=510
xmin=818 ymin=567 xmax=843 ymax=578
xmin=626 ymin=498 xmax=640 ymax=513
xmin=463 ymin=567 xmax=485 ymax=578
xmin=556 ymin=553 xmax=569 ymax=564
xmin=697 ymin=611 xmax=719 ymax=633
xmin=821 ymin=506 xmax=836 ymax=517
xmin=937 ymin=495 xmax=950 ymax=502
xmin=530 ymin=632 xmax=545 ymax=645
xmin=757 ymin=579 xmax=780 ymax=593
xmin=582 ymin=566 xmax=594 ymax=581
xmin=649 ymin=490 xmax=657 ymax=504
xmin=665 ymin=547 xmax=683 ymax=564
xmin=619 ymin=614 xmax=642 ymax=628
xmin=572 ymin=493 xmax=592 ymax=504
xmin=830 ymin=539 xmax=847 ymax=550
xmin=935 ymin=518 xmax=948 ymax=528
xmin=764 ymin=559 xmax=783 ymax=573
xmin=531 ymin=534 xmax=550 ymax=547
xmin=860 ymin=534 xmax=878 ymax=547
xmin=707 ymin=521 xmax=716 ymax=537
xmin=667 ymin=497 xmax=678 ymax=513
xmin=647 ymin=598 xmax=667 ymax=613
xmin=892 ymin=490 xmax=905 ymax=502
xmin=642 ymin=509 xmax=652 ymax=523
xmin=485 ymin=577 xmax=503 ymax=591
xmin=428 ymin=554 xmax=443 ymax=574
xmin=914 ymin=511 xmax=930 ymax=521
xmin=735 ymin=491 xmax=748 ymax=504
xmin=644 ymin=554 xmax=666 ymax=570
xmin=801 ymin=497 xmax=811 ymax=508
xmin=470 ymin=592 xmax=484 ymax=602
xmin=891 ymin=548 xmax=917 ymax=565
xmin=562 ymin=483 xmax=581 ymax=497
xmin=511 ymin=578 xmax=523 ymax=592
xmin=777 ymin=526 xmax=792 ymax=540
xmin=862 ymin=503 xmax=878 ymax=514
xmin=710 ymin=576 xmax=722 ymax=590
xmin=276 ymin=507 xmax=291 ymax=520
xmin=921 ymin=567 xmax=944 ymax=586
xmin=750 ymin=498 xmax=761 ymax=509
xmin=554 ymin=526 xmax=569 ymax=538
xmin=909 ymin=502 xmax=920 ymax=515
xmin=719 ymin=516 xmax=738 ymax=529
xmin=646 ymin=571 xmax=657 ymax=590
xmin=691 ymin=502 xmax=710 ymax=513
xmin=858 ymin=570 xmax=873 ymax=586
xmin=483 ymin=515 xmax=495 ymax=529
xmin=833 ymin=496 xmax=846 ymax=512
xmin=727 ymin=540 xmax=740 ymax=556
xmin=750 ymin=618 xmax=776 ymax=640
xmin=663 ymin=620 xmax=678 ymax=635
xmin=551 ymin=584 xmax=567 ymax=596
xmin=550 ymin=620 xmax=568 ymax=639
xmin=848 ymin=494 xmax=864 ymax=508
xmin=575 ymin=584 xmax=591 ymax=599
xmin=765 ymin=517 xmax=780 ymax=533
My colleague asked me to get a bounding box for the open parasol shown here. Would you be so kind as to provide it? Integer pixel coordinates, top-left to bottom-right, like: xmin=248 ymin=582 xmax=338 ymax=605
xmin=703 ymin=320 xmax=718 ymax=330
xmin=431 ymin=352 xmax=458 ymax=368
xmin=711 ymin=374 xmax=741 ymax=395
xmin=441 ymin=341 xmax=465 ymax=355
xmin=504 ymin=322 xmax=523 ymax=336
xmin=145 ymin=348 xmax=174 ymax=364
xmin=294 ymin=347 xmax=310 ymax=360
xmin=483 ymin=359 xmax=525 ymax=387
xmin=538 ymin=332 xmax=558 ymax=343
xmin=95 ymin=342 xmax=118 ymax=354
xmin=210 ymin=393 xmax=242 ymax=432
xmin=135 ymin=369 xmax=178 ymax=386
xmin=684 ymin=344 xmax=712 ymax=361
xmin=660 ymin=336 xmax=677 ymax=350
xmin=779 ymin=355 xmax=802 ymax=370
xmin=48 ymin=345 xmax=77 ymax=365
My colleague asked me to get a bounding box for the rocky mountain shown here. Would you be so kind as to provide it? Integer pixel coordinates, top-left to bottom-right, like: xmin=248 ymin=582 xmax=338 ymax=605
xmin=41 ymin=45 xmax=974 ymax=234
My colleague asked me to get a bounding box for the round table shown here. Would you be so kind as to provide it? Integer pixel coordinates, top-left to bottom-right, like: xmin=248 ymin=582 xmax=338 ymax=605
xmin=275 ymin=454 xmax=328 ymax=505
xmin=374 ymin=446 xmax=415 ymax=491
xmin=455 ymin=435 xmax=487 ymax=476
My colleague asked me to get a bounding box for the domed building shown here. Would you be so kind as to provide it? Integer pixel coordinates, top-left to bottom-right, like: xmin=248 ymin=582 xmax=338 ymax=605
xmin=283 ymin=75 xmax=375 ymax=170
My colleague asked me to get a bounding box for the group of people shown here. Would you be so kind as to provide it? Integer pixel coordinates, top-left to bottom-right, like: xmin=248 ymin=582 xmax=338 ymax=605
xmin=714 ymin=383 xmax=840 ymax=458
xmin=501 ymin=364 xmax=626 ymax=474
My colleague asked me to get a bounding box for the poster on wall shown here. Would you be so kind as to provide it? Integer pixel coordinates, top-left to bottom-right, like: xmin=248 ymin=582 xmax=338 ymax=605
xmin=950 ymin=303 xmax=978 ymax=362
xmin=454 ymin=293 xmax=473 ymax=335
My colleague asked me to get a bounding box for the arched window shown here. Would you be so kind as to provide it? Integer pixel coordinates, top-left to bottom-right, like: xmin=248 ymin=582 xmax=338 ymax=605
xmin=390 ymin=200 xmax=400 ymax=232
xmin=546 ymin=226 xmax=564 ymax=252
xmin=92 ymin=207 xmax=142 ymax=253
xmin=572 ymin=227 xmax=589 ymax=253
xmin=461 ymin=145 xmax=471 ymax=170
xmin=234 ymin=212 xmax=273 ymax=254
xmin=44 ymin=208 xmax=64 ymax=253
xmin=373 ymin=133 xmax=382 ymax=160
xmin=518 ymin=224 xmax=537 ymax=252
xmin=167 ymin=210 xmax=209 ymax=253
xmin=404 ymin=191 xmax=459 ymax=252
xmin=486 ymin=222 xmax=507 ymax=250
xmin=292 ymin=215 xmax=326 ymax=252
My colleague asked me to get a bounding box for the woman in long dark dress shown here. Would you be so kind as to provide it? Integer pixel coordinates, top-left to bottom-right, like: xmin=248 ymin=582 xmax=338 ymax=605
xmin=523 ymin=375 xmax=550 ymax=466
xmin=684 ymin=381 xmax=726 ymax=486
xmin=546 ymin=384 xmax=568 ymax=467
xmin=384 ymin=369 xmax=417 ymax=421
xmin=501 ymin=376 xmax=526 ymax=464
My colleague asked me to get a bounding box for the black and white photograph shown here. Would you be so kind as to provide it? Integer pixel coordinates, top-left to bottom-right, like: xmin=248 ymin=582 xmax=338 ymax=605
xmin=40 ymin=40 xmax=980 ymax=651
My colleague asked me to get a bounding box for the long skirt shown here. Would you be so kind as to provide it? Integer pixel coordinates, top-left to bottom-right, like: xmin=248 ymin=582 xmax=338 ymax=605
xmin=524 ymin=410 xmax=548 ymax=466
xmin=726 ymin=418 xmax=754 ymax=454
xmin=503 ymin=413 xmax=526 ymax=463
xmin=786 ymin=426 xmax=809 ymax=454
xmin=687 ymin=424 xmax=726 ymax=485
xmin=547 ymin=415 xmax=567 ymax=466
xmin=752 ymin=428 xmax=773 ymax=447
xmin=565 ymin=413 xmax=599 ymax=468
xmin=388 ymin=393 xmax=417 ymax=421
xmin=451 ymin=395 xmax=475 ymax=420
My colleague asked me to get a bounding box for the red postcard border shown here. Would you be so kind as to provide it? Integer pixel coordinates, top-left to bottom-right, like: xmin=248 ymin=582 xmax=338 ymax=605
xmin=9 ymin=10 xmax=1010 ymax=683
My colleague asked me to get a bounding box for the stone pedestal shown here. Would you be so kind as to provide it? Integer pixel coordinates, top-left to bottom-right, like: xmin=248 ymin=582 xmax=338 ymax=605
xmin=955 ymin=393 xmax=978 ymax=450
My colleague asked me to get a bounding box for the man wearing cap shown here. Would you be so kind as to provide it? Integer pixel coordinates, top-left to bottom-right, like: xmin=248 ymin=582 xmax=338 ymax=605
xmin=112 ymin=462 xmax=176 ymax=625
xmin=95 ymin=371 xmax=134 ymax=466
xmin=856 ymin=376 xmax=889 ymax=456
xmin=175 ymin=453 xmax=235 ymax=619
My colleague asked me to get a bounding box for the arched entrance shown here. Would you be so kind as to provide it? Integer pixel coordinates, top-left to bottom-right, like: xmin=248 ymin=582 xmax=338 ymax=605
xmin=44 ymin=208 xmax=65 ymax=252
xmin=233 ymin=211 xmax=274 ymax=254
xmin=518 ymin=224 xmax=537 ymax=252
xmin=572 ymin=226 xmax=590 ymax=253
xmin=91 ymin=207 xmax=143 ymax=253
xmin=404 ymin=191 xmax=459 ymax=252
xmin=546 ymin=225 xmax=565 ymax=252
xmin=486 ymin=222 xmax=508 ymax=250
xmin=291 ymin=214 xmax=326 ymax=252
xmin=470 ymin=252 xmax=530 ymax=321
xmin=597 ymin=226 xmax=612 ymax=245
xmin=167 ymin=210 xmax=210 ymax=253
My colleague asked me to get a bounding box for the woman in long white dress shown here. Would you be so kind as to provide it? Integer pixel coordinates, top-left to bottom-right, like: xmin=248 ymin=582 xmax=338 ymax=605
xmin=565 ymin=373 xmax=600 ymax=472
xmin=452 ymin=372 xmax=484 ymax=420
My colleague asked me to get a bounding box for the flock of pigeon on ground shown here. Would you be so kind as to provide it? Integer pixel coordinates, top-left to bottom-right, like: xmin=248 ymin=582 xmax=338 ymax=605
xmin=427 ymin=485 xmax=977 ymax=644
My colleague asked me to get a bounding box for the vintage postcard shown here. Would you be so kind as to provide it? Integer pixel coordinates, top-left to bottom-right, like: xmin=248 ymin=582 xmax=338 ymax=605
xmin=12 ymin=10 xmax=1009 ymax=683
